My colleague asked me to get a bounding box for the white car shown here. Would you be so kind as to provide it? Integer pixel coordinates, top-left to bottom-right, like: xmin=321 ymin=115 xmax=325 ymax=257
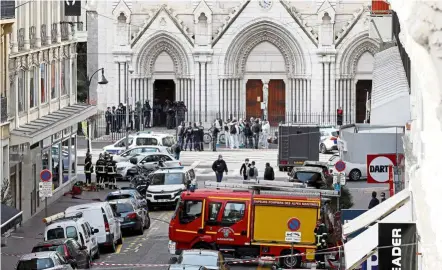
xmin=103 ymin=132 xmax=176 ymax=155
xmin=16 ymin=251 xmax=74 ymax=270
xmin=319 ymin=128 xmax=339 ymax=154
xmin=328 ymin=154 xmax=367 ymax=181
xmin=112 ymin=146 xmax=172 ymax=163
xmin=116 ymin=152 xmax=181 ymax=180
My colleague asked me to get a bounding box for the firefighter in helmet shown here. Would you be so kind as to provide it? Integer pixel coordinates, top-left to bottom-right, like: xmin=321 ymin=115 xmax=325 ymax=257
xmin=95 ymin=153 xmax=106 ymax=189
xmin=314 ymin=220 xmax=328 ymax=269
xmin=106 ymin=155 xmax=117 ymax=189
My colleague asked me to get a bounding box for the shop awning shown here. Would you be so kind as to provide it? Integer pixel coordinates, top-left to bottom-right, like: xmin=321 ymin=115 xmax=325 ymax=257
xmin=10 ymin=104 xmax=97 ymax=146
xmin=1 ymin=204 xmax=22 ymax=235
xmin=343 ymin=189 xmax=413 ymax=269
xmin=370 ymin=46 xmax=411 ymax=126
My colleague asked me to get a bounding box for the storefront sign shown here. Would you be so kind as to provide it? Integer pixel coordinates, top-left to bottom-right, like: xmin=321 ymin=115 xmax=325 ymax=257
xmin=253 ymin=199 xmax=320 ymax=208
xmin=367 ymin=154 xmax=400 ymax=183
xmin=378 ymin=223 xmax=416 ymax=270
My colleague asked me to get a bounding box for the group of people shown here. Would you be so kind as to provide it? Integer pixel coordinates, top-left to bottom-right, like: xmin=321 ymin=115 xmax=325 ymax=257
xmin=83 ymin=153 xmax=118 ymax=189
xmin=176 ymin=121 xmax=206 ymax=151
xmin=104 ymin=100 xmax=188 ymax=134
xmin=211 ymin=156 xmax=275 ymax=182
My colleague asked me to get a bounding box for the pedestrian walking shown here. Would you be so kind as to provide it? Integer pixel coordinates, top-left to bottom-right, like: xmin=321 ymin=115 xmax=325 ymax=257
xmin=368 ymin=191 xmax=380 ymax=209
xmin=211 ymin=122 xmax=220 ymax=152
xmin=261 ymin=120 xmax=270 ymax=149
xmin=212 ymin=155 xmax=228 ymax=182
xmin=240 ymin=158 xmax=251 ymax=180
xmin=184 ymin=122 xmax=193 ymax=151
xmin=198 ymin=121 xmax=205 ymax=151
xmin=84 ymin=153 xmax=93 ymax=185
xmin=264 ymin=162 xmax=275 ymax=180
xmin=247 ymin=161 xmax=258 ymax=180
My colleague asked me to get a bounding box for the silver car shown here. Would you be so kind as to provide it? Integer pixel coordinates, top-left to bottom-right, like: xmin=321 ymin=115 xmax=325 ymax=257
xmin=116 ymin=153 xmax=181 ymax=180
xmin=16 ymin=251 xmax=74 ymax=270
xmin=169 ymin=249 xmax=229 ymax=270
xmin=113 ymin=146 xmax=172 ymax=163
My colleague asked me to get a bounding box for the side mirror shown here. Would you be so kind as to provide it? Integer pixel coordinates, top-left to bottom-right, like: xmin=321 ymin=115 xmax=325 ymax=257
xmin=93 ymin=228 xmax=99 ymax=233
xmin=169 ymin=257 xmax=178 ymax=264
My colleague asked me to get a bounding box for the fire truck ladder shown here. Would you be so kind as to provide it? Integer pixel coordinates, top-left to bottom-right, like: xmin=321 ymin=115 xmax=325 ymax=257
xmin=204 ymin=180 xmax=340 ymax=198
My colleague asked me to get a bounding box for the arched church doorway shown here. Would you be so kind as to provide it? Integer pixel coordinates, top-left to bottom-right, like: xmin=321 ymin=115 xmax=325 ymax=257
xmin=355 ymin=80 xmax=372 ymax=123
xmin=268 ymin=80 xmax=285 ymax=125
xmin=153 ymin=80 xmax=176 ymax=127
xmin=246 ymin=80 xmax=263 ymax=121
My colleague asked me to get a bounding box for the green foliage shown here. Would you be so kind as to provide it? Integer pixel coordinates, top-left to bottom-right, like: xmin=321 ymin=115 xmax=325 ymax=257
xmin=76 ymin=42 xmax=87 ymax=103
xmin=332 ymin=185 xmax=354 ymax=211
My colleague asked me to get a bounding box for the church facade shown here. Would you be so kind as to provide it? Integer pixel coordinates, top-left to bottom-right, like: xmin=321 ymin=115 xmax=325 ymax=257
xmin=90 ymin=0 xmax=380 ymax=125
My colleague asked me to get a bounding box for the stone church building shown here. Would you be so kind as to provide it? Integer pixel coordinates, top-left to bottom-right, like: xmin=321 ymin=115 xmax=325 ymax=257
xmin=89 ymin=0 xmax=380 ymax=125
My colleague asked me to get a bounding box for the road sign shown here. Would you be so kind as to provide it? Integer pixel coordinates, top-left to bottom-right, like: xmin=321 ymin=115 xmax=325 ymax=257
xmin=285 ymin=231 xmax=301 ymax=242
xmin=39 ymin=182 xmax=53 ymax=198
xmin=333 ymin=172 xmax=346 ymax=186
xmin=367 ymin=154 xmax=400 ymax=183
xmin=287 ymin=218 xmax=301 ymax=231
xmin=40 ymin=169 xmax=52 ymax=182
xmin=334 ymin=160 xmax=346 ymax=172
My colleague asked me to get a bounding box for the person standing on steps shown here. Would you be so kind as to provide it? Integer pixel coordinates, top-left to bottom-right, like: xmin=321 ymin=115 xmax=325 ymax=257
xmin=252 ymin=119 xmax=262 ymax=149
xmin=192 ymin=123 xmax=200 ymax=151
xmin=240 ymin=158 xmax=251 ymax=180
xmin=184 ymin=122 xmax=193 ymax=151
xmin=198 ymin=121 xmax=205 ymax=151
xmin=212 ymin=155 xmax=228 ymax=182
xmin=247 ymin=161 xmax=259 ymax=180
xmin=211 ymin=122 xmax=220 ymax=152
xmin=264 ymin=162 xmax=275 ymax=180
xmin=177 ymin=121 xmax=185 ymax=148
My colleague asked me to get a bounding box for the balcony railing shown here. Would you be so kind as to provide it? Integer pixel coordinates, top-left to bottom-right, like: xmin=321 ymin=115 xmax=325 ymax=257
xmin=0 ymin=0 xmax=15 ymax=20
xmin=1 ymin=97 xmax=7 ymax=123
xmin=41 ymin=24 xmax=47 ymax=45
xmin=61 ymin=22 xmax=69 ymax=41
xmin=17 ymin=28 xmax=25 ymax=50
xmin=51 ymin=23 xmax=57 ymax=43
xmin=392 ymin=11 xmax=411 ymax=89
xmin=29 ymin=26 xmax=36 ymax=48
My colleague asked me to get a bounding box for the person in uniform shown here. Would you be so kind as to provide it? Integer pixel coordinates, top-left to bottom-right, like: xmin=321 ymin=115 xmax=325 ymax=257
xmin=211 ymin=122 xmax=220 ymax=152
xmin=84 ymin=153 xmax=93 ymax=185
xmin=184 ymin=122 xmax=193 ymax=151
xmin=314 ymin=221 xmax=328 ymax=269
xmin=105 ymin=107 xmax=112 ymax=135
xmin=198 ymin=121 xmax=204 ymax=151
xmin=192 ymin=123 xmax=200 ymax=151
xmin=106 ymin=155 xmax=117 ymax=189
xmin=143 ymin=100 xmax=152 ymax=128
xmin=95 ymin=154 xmax=106 ymax=189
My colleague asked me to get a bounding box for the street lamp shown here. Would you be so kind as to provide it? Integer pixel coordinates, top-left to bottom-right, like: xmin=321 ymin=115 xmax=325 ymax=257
xmin=85 ymin=68 xmax=108 ymax=152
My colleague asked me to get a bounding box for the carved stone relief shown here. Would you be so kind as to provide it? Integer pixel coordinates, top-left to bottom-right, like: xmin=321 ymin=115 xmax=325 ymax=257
xmin=348 ymin=41 xmax=379 ymax=75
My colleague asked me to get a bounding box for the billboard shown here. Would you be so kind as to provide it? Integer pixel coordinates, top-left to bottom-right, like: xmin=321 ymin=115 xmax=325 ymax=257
xmin=64 ymin=0 xmax=81 ymax=16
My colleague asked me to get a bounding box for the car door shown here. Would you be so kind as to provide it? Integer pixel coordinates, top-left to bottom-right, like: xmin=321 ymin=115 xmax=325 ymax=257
xmin=85 ymin=222 xmax=98 ymax=251
xmin=106 ymin=204 xmax=121 ymax=240
xmin=216 ymin=201 xmax=250 ymax=246
xmin=132 ymin=202 xmax=145 ymax=224
xmin=140 ymin=155 xmax=158 ymax=169
xmin=161 ymin=154 xmax=181 ymax=167
xmin=203 ymin=200 xmax=223 ymax=239
xmin=80 ymin=223 xmax=92 ymax=252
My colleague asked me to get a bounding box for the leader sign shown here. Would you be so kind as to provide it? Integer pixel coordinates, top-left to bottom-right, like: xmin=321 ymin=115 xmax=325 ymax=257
xmin=366 ymin=154 xmax=398 ymax=184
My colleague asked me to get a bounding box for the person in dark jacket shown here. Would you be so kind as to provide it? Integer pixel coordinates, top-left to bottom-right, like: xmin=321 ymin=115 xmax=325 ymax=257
xmin=198 ymin=121 xmax=204 ymax=151
xmin=212 ymin=155 xmax=228 ymax=182
xmin=153 ymin=99 xmax=162 ymax=126
xmin=176 ymin=101 xmax=187 ymax=125
xmin=95 ymin=154 xmax=106 ymax=189
xmin=368 ymin=191 xmax=380 ymax=209
xmin=380 ymin=192 xmax=386 ymax=202
xmin=84 ymin=153 xmax=93 ymax=185
xmin=211 ymin=122 xmax=220 ymax=151
xmin=184 ymin=122 xmax=193 ymax=151
xmin=171 ymin=142 xmax=181 ymax=160
xmin=105 ymin=107 xmax=112 ymax=135
xmin=240 ymin=158 xmax=251 ymax=180
xmin=264 ymin=162 xmax=275 ymax=180
xmin=192 ymin=123 xmax=200 ymax=151
xmin=143 ymin=101 xmax=152 ymax=128
xmin=252 ymin=119 xmax=261 ymax=149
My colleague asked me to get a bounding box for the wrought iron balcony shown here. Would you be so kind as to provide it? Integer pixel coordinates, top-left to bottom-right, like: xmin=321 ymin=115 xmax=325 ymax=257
xmin=30 ymin=26 xmax=36 ymax=48
xmin=41 ymin=24 xmax=47 ymax=46
xmin=61 ymin=22 xmax=69 ymax=41
xmin=0 ymin=0 xmax=15 ymax=20
xmin=1 ymin=97 xmax=8 ymax=123
xmin=51 ymin=23 xmax=57 ymax=43
xmin=17 ymin=28 xmax=24 ymax=50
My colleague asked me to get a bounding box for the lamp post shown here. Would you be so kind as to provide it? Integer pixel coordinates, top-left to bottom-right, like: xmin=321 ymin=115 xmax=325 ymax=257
xmin=127 ymin=66 xmax=134 ymax=149
xmin=86 ymin=68 xmax=108 ymax=152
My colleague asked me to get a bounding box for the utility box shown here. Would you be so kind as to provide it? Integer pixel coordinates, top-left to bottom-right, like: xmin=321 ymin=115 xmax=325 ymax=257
xmin=277 ymin=124 xmax=321 ymax=171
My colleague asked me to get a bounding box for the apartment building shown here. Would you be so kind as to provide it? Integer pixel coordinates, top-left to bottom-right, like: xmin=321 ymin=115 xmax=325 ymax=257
xmin=6 ymin=0 xmax=96 ymax=222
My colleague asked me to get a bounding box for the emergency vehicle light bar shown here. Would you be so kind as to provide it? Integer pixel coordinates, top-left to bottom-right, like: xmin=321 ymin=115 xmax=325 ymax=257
xmin=204 ymin=181 xmax=340 ymax=197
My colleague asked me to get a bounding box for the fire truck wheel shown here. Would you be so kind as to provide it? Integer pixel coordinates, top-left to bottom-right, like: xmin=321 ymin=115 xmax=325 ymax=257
xmin=280 ymin=249 xmax=301 ymax=269
xmin=192 ymin=242 xmax=212 ymax=250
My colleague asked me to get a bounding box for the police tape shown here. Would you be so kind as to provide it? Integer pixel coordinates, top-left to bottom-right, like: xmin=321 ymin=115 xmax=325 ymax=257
xmin=91 ymin=262 xmax=169 ymax=267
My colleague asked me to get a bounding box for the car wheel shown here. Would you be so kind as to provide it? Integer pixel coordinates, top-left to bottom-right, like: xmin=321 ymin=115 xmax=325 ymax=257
xmin=349 ymin=169 xmax=361 ymax=181
xmin=320 ymin=143 xmax=327 ymax=154
xmin=280 ymin=249 xmax=301 ymax=269
xmin=144 ymin=215 xmax=151 ymax=229
xmin=93 ymin=248 xmax=100 ymax=260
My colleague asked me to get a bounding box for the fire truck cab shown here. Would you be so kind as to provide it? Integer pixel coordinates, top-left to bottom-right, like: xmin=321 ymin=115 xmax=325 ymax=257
xmin=168 ymin=180 xmax=340 ymax=268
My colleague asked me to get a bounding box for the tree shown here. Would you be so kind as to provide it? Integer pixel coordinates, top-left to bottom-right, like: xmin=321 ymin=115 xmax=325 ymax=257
xmin=331 ymin=185 xmax=354 ymax=211
xmin=1 ymin=177 xmax=13 ymax=205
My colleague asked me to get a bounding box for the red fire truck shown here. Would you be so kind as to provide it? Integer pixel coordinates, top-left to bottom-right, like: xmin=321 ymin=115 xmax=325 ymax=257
xmin=168 ymin=180 xmax=340 ymax=268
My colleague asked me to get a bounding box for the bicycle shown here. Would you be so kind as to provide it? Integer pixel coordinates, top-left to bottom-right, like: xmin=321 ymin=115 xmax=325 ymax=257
xmin=204 ymin=127 xmax=226 ymax=144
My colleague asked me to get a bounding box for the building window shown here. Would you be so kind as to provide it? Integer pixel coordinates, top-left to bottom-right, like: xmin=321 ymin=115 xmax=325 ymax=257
xmin=51 ymin=61 xmax=57 ymax=99
xmin=29 ymin=67 xmax=37 ymax=108
xmin=61 ymin=59 xmax=67 ymax=96
xmin=18 ymin=70 xmax=26 ymax=112
xmin=40 ymin=63 xmax=48 ymax=103
xmin=72 ymin=60 xmax=76 ymax=97
xmin=64 ymin=58 xmax=69 ymax=96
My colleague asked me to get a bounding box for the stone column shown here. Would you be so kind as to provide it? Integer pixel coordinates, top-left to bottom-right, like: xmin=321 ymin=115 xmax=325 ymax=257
xmin=46 ymin=0 xmax=52 ymax=46
xmin=36 ymin=0 xmax=41 ymax=47
xmin=261 ymin=79 xmax=269 ymax=121
xmin=11 ymin=20 xmax=18 ymax=53
xmin=56 ymin=0 xmax=61 ymax=43
xmin=24 ymin=1 xmax=30 ymax=50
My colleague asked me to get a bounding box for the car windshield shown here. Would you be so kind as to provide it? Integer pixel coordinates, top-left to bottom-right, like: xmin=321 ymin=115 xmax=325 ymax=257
xmin=304 ymin=164 xmax=326 ymax=170
xmin=331 ymin=131 xmax=339 ymax=137
xmin=17 ymin=258 xmax=55 ymax=270
xmin=106 ymin=194 xmax=133 ymax=201
xmin=32 ymin=245 xmax=64 ymax=254
xmin=150 ymin=173 xmax=184 ymax=185
xmin=179 ymin=254 xmax=217 ymax=267
xmin=136 ymin=138 xmax=158 ymax=146
xmin=162 ymin=137 xmax=175 ymax=147
xmin=46 ymin=228 xmax=65 ymax=240
xmin=294 ymin=172 xmax=320 ymax=182
xmin=111 ymin=203 xmax=134 ymax=214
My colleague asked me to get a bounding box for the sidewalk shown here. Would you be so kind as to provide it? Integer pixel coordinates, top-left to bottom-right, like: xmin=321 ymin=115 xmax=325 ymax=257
xmin=1 ymin=190 xmax=108 ymax=270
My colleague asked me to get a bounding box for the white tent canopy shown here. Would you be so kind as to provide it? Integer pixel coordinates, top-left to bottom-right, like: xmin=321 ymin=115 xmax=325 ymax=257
xmin=343 ymin=189 xmax=413 ymax=269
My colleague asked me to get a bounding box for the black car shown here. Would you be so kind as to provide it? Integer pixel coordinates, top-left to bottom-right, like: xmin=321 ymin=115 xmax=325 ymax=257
xmin=31 ymin=239 xmax=91 ymax=269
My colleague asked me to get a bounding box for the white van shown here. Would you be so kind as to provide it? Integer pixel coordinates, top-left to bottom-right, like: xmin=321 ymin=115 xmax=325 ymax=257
xmin=43 ymin=213 xmax=100 ymax=259
xmin=65 ymin=202 xmax=123 ymax=252
xmin=103 ymin=132 xmax=176 ymax=155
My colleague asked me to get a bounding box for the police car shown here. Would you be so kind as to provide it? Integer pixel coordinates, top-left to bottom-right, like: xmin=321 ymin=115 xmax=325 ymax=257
xmin=145 ymin=167 xmax=197 ymax=206
xmin=103 ymin=132 xmax=176 ymax=155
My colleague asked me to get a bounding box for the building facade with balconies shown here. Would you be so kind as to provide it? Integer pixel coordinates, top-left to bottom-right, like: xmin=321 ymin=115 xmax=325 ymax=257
xmin=6 ymin=0 xmax=96 ymax=222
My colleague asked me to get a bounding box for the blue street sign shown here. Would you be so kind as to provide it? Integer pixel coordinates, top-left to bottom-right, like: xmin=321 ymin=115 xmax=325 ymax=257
xmin=341 ymin=209 xmax=367 ymax=239
xmin=361 ymin=253 xmax=378 ymax=270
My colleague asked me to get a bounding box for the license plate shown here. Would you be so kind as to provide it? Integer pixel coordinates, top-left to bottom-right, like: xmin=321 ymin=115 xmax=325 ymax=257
xmin=168 ymin=241 xmax=176 ymax=254
xmin=157 ymin=199 xmax=169 ymax=202
xmin=334 ymin=140 xmax=337 ymax=144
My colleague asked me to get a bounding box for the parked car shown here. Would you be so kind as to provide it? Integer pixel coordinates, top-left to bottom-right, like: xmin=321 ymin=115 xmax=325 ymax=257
xmin=108 ymin=199 xmax=150 ymax=234
xmin=43 ymin=213 xmax=99 ymax=259
xmin=328 ymin=153 xmax=367 ymax=181
xmin=105 ymin=189 xmax=148 ymax=210
xmin=288 ymin=166 xmax=328 ymax=189
xmin=169 ymin=249 xmax=229 ymax=270
xmin=116 ymin=153 xmax=181 ymax=180
xmin=16 ymin=251 xmax=74 ymax=270
xmin=31 ymin=239 xmax=92 ymax=269
xmin=112 ymin=146 xmax=172 ymax=163
xmin=103 ymin=132 xmax=176 ymax=155
xmin=319 ymin=128 xmax=339 ymax=154
xmin=64 ymin=202 xmax=122 ymax=253
xmin=303 ymin=161 xmax=332 ymax=183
